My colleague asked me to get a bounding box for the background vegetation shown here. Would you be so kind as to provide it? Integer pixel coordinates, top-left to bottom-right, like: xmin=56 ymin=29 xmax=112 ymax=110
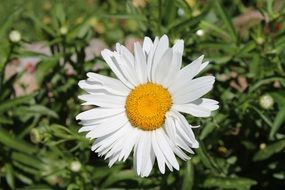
xmin=1 ymin=0 xmax=285 ymax=189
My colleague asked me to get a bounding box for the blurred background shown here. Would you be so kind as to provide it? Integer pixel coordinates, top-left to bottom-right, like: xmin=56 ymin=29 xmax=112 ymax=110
xmin=1 ymin=0 xmax=285 ymax=189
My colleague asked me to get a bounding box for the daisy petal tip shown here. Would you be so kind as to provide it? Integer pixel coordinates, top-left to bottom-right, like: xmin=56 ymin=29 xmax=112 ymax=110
xmin=191 ymin=125 xmax=201 ymax=128
xmin=75 ymin=114 xmax=81 ymax=121
xmin=192 ymin=142 xmax=199 ymax=149
xmin=197 ymin=54 xmax=205 ymax=62
xmin=86 ymin=72 xmax=95 ymax=78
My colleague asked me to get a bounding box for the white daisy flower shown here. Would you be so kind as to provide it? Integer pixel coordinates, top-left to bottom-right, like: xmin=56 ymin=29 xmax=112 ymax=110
xmin=76 ymin=35 xmax=219 ymax=177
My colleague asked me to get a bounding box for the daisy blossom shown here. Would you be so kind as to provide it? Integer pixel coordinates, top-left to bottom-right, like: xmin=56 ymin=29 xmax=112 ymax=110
xmin=76 ymin=35 xmax=219 ymax=177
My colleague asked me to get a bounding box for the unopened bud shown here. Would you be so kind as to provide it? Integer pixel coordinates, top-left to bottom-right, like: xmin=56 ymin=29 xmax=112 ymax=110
xmin=259 ymin=94 xmax=274 ymax=110
xmin=30 ymin=128 xmax=42 ymax=144
xmin=9 ymin=30 xmax=21 ymax=43
xmin=70 ymin=161 xmax=81 ymax=172
xmin=59 ymin=26 xmax=68 ymax=35
xmin=196 ymin=29 xmax=204 ymax=37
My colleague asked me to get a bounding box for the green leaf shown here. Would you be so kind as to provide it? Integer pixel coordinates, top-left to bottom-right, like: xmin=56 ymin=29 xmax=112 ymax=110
xmin=200 ymin=114 xmax=226 ymax=140
xmin=0 ymin=93 xmax=36 ymax=113
xmin=164 ymin=0 xmax=177 ymax=26
xmin=203 ymin=176 xmax=257 ymax=190
xmin=181 ymin=161 xmax=194 ymax=190
xmin=5 ymin=163 xmax=15 ymax=189
xmin=101 ymin=170 xmax=139 ymax=187
xmin=0 ymin=128 xmax=37 ymax=154
xmin=253 ymin=139 xmax=285 ymax=161
xmin=213 ymin=0 xmax=237 ymax=42
xmin=251 ymin=106 xmax=273 ymax=128
xmin=196 ymin=144 xmax=222 ymax=173
xmin=270 ymin=108 xmax=285 ymax=139
xmin=269 ymin=92 xmax=285 ymax=138
xmin=249 ymin=77 xmax=285 ymax=93
xmin=54 ymin=3 xmax=66 ymax=26
xmin=16 ymin=105 xmax=58 ymax=119
xmin=0 ymin=115 xmax=13 ymax=124
xmin=15 ymin=172 xmax=33 ymax=185
xmin=200 ymin=21 xmax=231 ymax=40
xmin=11 ymin=152 xmax=44 ymax=170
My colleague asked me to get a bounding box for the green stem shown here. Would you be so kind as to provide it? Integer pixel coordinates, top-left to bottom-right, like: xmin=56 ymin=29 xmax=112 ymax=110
xmin=0 ymin=44 xmax=14 ymax=93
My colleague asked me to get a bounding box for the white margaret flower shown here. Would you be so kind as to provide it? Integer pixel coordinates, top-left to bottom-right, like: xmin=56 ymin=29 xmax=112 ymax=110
xmin=76 ymin=35 xmax=219 ymax=177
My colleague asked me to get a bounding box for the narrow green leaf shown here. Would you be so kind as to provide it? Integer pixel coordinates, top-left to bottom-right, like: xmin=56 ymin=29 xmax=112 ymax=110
xmin=11 ymin=152 xmax=44 ymax=170
xmin=200 ymin=21 xmax=231 ymax=40
xmin=253 ymin=139 xmax=285 ymax=161
xmin=249 ymin=77 xmax=285 ymax=93
xmin=19 ymin=105 xmax=58 ymax=119
xmin=54 ymin=3 xmax=66 ymax=25
xmin=200 ymin=114 xmax=226 ymax=140
xmin=5 ymin=163 xmax=15 ymax=189
xmin=203 ymin=176 xmax=257 ymax=190
xmin=213 ymin=0 xmax=237 ymax=42
xmin=15 ymin=172 xmax=33 ymax=185
xmin=0 ymin=93 xmax=36 ymax=113
xmin=181 ymin=161 xmax=194 ymax=190
xmin=101 ymin=170 xmax=138 ymax=187
xmin=251 ymin=106 xmax=273 ymax=127
xmin=164 ymin=0 xmax=177 ymax=25
xmin=0 ymin=128 xmax=37 ymax=154
xmin=270 ymin=108 xmax=285 ymax=139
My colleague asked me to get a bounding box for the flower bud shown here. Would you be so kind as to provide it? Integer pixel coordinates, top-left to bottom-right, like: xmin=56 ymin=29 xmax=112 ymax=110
xmin=196 ymin=29 xmax=204 ymax=37
xmin=259 ymin=94 xmax=274 ymax=110
xmin=70 ymin=161 xmax=81 ymax=172
xmin=30 ymin=128 xmax=42 ymax=144
xmin=59 ymin=26 xmax=68 ymax=35
xmin=259 ymin=143 xmax=266 ymax=150
xmin=256 ymin=37 xmax=264 ymax=45
xmin=9 ymin=30 xmax=21 ymax=43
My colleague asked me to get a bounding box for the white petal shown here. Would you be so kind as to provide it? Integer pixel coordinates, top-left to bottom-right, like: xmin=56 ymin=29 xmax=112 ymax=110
xmin=120 ymin=45 xmax=135 ymax=65
xmin=119 ymin=125 xmax=140 ymax=161
xmin=78 ymin=94 xmax=125 ymax=108
xmin=162 ymin=51 xmax=182 ymax=87
xmin=140 ymin=133 xmax=154 ymax=177
xmin=173 ymin=104 xmax=212 ymax=117
xmin=78 ymin=113 xmax=126 ymax=132
xmin=143 ymin=37 xmax=153 ymax=55
xmin=173 ymin=39 xmax=184 ymax=54
xmin=147 ymin=37 xmax=159 ymax=80
xmin=101 ymin=49 xmax=134 ymax=88
xmin=169 ymin=55 xmax=204 ymax=93
xmin=176 ymin=135 xmax=195 ymax=154
xmin=108 ymin=154 xmax=120 ymax=167
xmin=192 ymin=98 xmax=219 ymax=110
xmin=172 ymin=111 xmax=199 ymax=148
xmin=164 ymin=115 xmax=176 ymax=143
xmin=113 ymin=51 xmax=139 ymax=86
xmin=153 ymin=48 xmax=173 ymax=84
xmin=142 ymin=144 xmax=155 ymax=177
xmin=80 ymin=72 xmax=130 ymax=96
xmin=91 ymin=123 xmax=131 ymax=152
xmin=172 ymin=76 xmax=215 ymax=104
xmin=104 ymin=133 xmax=127 ymax=159
xmin=85 ymin=113 xmax=128 ymax=139
xmin=199 ymin=61 xmax=209 ymax=73
xmin=174 ymin=98 xmax=219 ymax=117
xmin=151 ymin=131 xmax=166 ymax=174
xmin=76 ymin=107 xmax=124 ymax=121
xmin=151 ymin=35 xmax=169 ymax=81
xmin=134 ymin=42 xmax=148 ymax=84
xmin=156 ymin=129 xmax=179 ymax=170
xmin=135 ymin=131 xmax=146 ymax=176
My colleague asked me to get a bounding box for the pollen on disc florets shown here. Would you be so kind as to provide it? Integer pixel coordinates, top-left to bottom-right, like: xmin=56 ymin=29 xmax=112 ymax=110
xmin=125 ymin=83 xmax=172 ymax=131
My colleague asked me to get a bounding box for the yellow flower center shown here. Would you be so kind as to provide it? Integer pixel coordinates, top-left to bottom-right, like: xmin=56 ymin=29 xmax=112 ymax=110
xmin=125 ymin=83 xmax=172 ymax=131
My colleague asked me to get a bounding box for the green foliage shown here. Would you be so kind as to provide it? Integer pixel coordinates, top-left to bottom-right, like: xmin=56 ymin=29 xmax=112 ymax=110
xmin=0 ymin=0 xmax=285 ymax=189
